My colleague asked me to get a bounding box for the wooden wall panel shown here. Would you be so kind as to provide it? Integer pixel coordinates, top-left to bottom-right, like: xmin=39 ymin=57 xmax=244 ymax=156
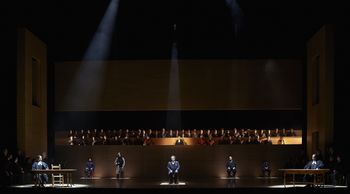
xmin=55 ymin=145 xmax=303 ymax=179
xmin=55 ymin=59 xmax=303 ymax=111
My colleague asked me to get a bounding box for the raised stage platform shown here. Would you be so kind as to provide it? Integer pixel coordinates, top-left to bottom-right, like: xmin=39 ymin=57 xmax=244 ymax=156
xmin=9 ymin=176 xmax=348 ymax=188
xmin=5 ymin=177 xmax=348 ymax=194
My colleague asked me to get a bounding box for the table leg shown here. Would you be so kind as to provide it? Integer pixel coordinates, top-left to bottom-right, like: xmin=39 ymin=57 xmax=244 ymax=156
xmin=322 ymin=173 xmax=325 ymax=188
xmin=284 ymin=173 xmax=286 ymax=188
xmin=293 ymin=174 xmax=295 ymax=187
xmin=70 ymin=172 xmax=74 ymax=187
xmin=65 ymin=172 xmax=69 ymax=187
xmin=313 ymin=174 xmax=316 ymax=187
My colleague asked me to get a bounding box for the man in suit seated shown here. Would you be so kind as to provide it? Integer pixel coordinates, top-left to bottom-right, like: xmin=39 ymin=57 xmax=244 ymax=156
xmin=85 ymin=157 xmax=95 ymax=178
xmin=303 ymin=153 xmax=324 ymax=187
xmin=226 ymin=156 xmax=237 ymax=177
xmin=175 ymin=136 xmax=185 ymax=145
xmin=32 ymin=155 xmax=49 ymax=187
xmin=167 ymin=155 xmax=180 ymax=184
xmin=262 ymin=160 xmax=271 ymax=177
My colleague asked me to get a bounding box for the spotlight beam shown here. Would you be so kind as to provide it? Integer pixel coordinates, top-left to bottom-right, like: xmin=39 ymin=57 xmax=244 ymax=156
xmin=225 ymin=0 xmax=244 ymax=38
xmin=60 ymin=0 xmax=120 ymax=110
xmin=166 ymin=23 xmax=181 ymax=130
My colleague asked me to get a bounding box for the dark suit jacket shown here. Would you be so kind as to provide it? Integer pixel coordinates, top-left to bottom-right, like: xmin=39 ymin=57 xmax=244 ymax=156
xmin=304 ymin=160 xmax=324 ymax=169
xmin=226 ymin=160 xmax=236 ymax=171
xmin=32 ymin=161 xmax=48 ymax=170
xmin=167 ymin=161 xmax=180 ymax=174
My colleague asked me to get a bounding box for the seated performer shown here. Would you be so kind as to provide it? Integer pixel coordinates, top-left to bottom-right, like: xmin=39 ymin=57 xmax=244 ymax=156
xmin=175 ymin=136 xmax=185 ymax=145
xmin=226 ymin=156 xmax=237 ymax=177
xmin=303 ymin=153 xmax=324 ymax=187
xmin=167 ymin=155 xmax=180 ymax=184
xmin=261 ymin=160 xmax=271 ymax=177
xmin=85 ymin=157 xmax=95 ymax=177
xmin=32 ymin=155 xmax=49 ymax=187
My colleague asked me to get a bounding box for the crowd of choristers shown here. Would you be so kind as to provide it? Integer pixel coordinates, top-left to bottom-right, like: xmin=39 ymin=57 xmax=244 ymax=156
xmin=0 ymin=147 xmax=50 ymax=187
xmin=1 ymin=147 xmax=26 ymax=186
xmin=67 ymin=128 xmax=299 ymax=146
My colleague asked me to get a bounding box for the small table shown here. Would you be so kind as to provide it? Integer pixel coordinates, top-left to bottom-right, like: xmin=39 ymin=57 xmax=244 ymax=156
xmin=32 ymin=169 xmax=77 ymax=187
xmin=278 ymin=169 xmax=329 ymax=187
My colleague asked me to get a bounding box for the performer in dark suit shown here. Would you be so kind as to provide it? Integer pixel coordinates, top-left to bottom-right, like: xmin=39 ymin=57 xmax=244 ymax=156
xmin=31 ymin=155 xmax=49 ymax=187
xmin=175 ymin=136 xmax=185 ymax=145
xmin=226 ymin=156 xmax=237 ymax=177
xmin=85 ymin=157 xmax=95 ymax=178
xmin=262 ymin=160 xmax=271 ymax=177
xmin=304 ymin=154 xmax=324 ymax=169
xmin=303 ymin=153 xmax=324 ymax=186
xmin=114 ymin=152 xmax=125 ymax=179
xmin=167 ymin=155 xmax=180 ymax=184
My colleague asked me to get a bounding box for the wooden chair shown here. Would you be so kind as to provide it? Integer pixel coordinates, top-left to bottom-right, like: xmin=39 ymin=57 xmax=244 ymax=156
xmin=51 ymin=164 xmax=64 ymax=187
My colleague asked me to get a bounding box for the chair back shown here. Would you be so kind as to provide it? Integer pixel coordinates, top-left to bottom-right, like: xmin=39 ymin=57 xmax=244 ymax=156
xmin=51 ymin=164 xmax=64 ymax=186
xmin=51 ymin=164 xmax=61 ymax=170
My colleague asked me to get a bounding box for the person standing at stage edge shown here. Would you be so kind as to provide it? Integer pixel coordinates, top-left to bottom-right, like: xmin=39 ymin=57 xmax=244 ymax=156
xmin=114 ymin=152 xmax=125 ymax=179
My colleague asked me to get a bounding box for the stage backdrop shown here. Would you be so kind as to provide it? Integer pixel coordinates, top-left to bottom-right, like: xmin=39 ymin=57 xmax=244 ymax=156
xmin=55 ymin=145 xmax=303 ymax=179
xmin=54 ymin=59 xmax=303 ymax=111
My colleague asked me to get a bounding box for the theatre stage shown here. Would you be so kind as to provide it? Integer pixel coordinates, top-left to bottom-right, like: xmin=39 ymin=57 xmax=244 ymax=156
xmin=6 ymin=176 xmax=347 ymax=194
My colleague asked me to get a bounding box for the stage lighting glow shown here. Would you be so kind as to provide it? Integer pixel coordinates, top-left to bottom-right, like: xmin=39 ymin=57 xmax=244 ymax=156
xmin=11 ymin=184 xmax=90 ymax=188
xmin=160 ymin=182 xmax=186 ymax=185
xmin=60 ymin=0 xmax=119 ymax=110
xmin=225 ymin=0 xmax=244 ymax=38
xmin=166 ymin=24 xmax=182 ymax=130
xmin=83 ymin=0 xmax=119 ymax=60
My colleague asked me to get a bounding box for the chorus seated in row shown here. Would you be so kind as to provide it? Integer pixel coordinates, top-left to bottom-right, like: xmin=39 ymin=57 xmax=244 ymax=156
xmin=67 ymin=128 xmax=299 ymax=141
xmin=68 ymin=135 xmax=281 ymax=146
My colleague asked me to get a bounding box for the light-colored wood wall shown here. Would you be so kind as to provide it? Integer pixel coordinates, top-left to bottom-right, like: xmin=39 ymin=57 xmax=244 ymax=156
xmin=55 ymin=59 xmax=303 ymax=111
xmin=306 ymin=25 xmax=334 ymax=158
xmin=55 ymin=145 xmax=303 ymax=179
xmin=17 ymin=28 xmax=47 ymax=158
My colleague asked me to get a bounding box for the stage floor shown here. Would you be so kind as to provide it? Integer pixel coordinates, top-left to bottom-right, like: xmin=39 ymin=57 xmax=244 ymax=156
xmin=10 ymin=176 xmax=348 ymax=189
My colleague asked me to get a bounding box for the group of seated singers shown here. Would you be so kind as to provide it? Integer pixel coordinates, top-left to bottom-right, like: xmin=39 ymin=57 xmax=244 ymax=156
xmin=67 ymin=128 xmax=299 ymax=146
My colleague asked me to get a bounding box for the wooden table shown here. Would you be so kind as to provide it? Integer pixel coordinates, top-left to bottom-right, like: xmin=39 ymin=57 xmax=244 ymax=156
xmin=279 ymin=169 xmax=329 ymax=187
xmin=32 ymin=169 xmax=77 ymax=187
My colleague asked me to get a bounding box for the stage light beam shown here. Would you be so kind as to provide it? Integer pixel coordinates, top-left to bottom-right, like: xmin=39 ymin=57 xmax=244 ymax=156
xmin=166 ymin=24 xmax=182 ymax=130
xmin=60 ymin=0 xmax=120 ymax=110
xmin=225 ymin=0 xmax=244 ymax=39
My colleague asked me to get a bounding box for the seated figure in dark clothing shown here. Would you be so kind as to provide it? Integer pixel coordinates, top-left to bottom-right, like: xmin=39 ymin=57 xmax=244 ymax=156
xmin=262 ymin=160 xmax=271 ymax=177
xmin=304 ymin=154 xmax=324 ymax=169
xmin=175 ymin=136 xmax=185 ymax=145
xmin=303 ymin=153 xmax=324 ymax=187
xmin=331 ymin=155 xmax=345 ymax=185
xmin=226 ymin=156 xmax=237 ymax=177
xmin=32 ymin=155 xmax=49 ymax=187
xmin=85 ymin=157 xmax=95 ymax=178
